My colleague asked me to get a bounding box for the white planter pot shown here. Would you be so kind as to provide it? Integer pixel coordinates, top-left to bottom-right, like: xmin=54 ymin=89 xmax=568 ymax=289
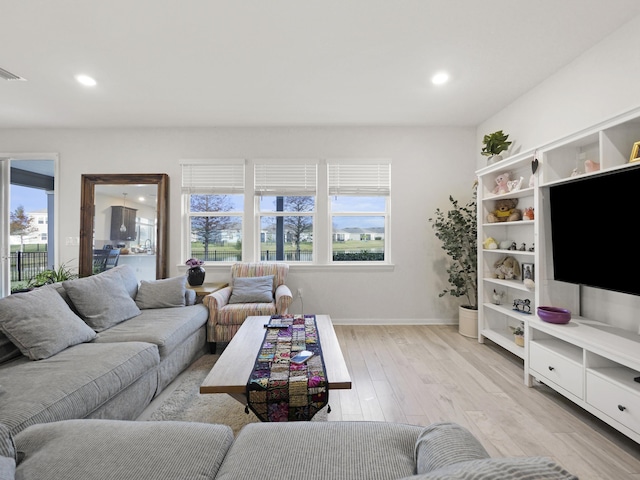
xmin=458 ymin=305 xmax=478 ymax=338
xmin=487 ymin=154 xmax=503 ymax=165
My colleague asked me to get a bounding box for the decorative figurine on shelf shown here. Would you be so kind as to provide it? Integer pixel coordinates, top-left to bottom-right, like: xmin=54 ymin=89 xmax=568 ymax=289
xmin=487 ymin=198 xmax=522 ymax=223
xmin=492 ymin=289 xmax=505 ymax=305
xmin=528 ymin=243 xmax=535 ymax=252
xmin=523 ymin=207 xmax=534 ymax=221
xmin=483 ymin=237 xmax=498 ymax=250
xmin=499 ymin=240 xmax=513 ymax=250
xmin=512 ymin=298 xmax=532 ymax=314
xmin=519 ymin=243 xmax=526 ymax=251
xmin=585 ymin=159 xmax=600 ymax=173
xmin=508 ymin=242 xmax=517 ymax=251
xmin=507 ymin=176 xmax=524 ymax=192
xmin=492 ymin=172 xmax=511 ymax=195
xmin=493 ymin=256 xmax=521 ymax=280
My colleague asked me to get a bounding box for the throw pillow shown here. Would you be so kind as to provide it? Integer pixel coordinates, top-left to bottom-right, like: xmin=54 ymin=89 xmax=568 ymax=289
xmin=63 ymin=274 xmax=141 ymax=332
xmin=414 ymin=422 xmax=490 ymax=474
xmin=229 ymin=275 xmax=274 ymax=304
xmin=135 ymin=276 xmax=187 ymax=309
xmin=400 ymin=457 xmax=577 ymax=479
xmin=0 ymin=287 xmax=96 ymax=360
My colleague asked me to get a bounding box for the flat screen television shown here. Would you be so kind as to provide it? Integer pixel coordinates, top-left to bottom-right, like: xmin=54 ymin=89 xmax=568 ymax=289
xmin=548 ymin=164 xmax=640 ymax=296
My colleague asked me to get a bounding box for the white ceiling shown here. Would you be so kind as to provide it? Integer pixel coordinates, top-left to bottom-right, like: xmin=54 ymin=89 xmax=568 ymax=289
xmin=2 ymin=1 xmax=640 ymax=129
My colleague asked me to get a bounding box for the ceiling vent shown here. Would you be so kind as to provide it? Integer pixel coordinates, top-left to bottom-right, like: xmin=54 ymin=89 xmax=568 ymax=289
xmin=0 ymin=67 xmax=26 ymax=81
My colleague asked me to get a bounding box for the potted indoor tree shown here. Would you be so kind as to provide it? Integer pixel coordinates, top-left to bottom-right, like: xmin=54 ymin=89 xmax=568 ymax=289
xmin=429 ymin=182 xmax=478 ymax=337
xmin=481 ymin=130 xmax=512 ymax=165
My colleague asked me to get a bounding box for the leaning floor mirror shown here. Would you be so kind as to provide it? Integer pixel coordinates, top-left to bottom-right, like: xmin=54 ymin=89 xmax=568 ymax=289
xmin=79 ymin=174 xmax=169 ymax=280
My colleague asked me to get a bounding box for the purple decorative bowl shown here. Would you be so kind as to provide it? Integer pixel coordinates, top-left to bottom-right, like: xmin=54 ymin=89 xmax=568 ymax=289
xmin=537 ymin=306 xmax=571 ymax=324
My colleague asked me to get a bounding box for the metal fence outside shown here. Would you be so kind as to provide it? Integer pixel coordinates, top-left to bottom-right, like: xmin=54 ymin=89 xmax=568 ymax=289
xmin=10 ymin=251 xmax=49 ymax=282
xmin=192 ymin=248 xmax=382 ymax=262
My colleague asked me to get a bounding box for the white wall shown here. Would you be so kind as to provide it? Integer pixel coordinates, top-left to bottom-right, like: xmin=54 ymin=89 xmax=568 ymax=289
xmin=0 ymin=126 xmax=476 ymax=324
xmin=477 ymin=15 xmax=640 ymax=161
xmin=477 ymin=15 xmax=640 ymax=331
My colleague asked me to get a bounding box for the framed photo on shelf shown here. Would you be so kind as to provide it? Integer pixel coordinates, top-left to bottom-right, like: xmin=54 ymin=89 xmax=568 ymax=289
xmin=629 ymin=141 xmax=640 ymax=163
xmin=522 ymin=263 xmax=534 ymax=281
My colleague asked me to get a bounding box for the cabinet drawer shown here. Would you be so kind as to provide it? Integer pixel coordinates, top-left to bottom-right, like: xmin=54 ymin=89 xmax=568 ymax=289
xmin=586 ymin=371 xmax=640 ymax=436
xmin=530 ymin=341 xmax=583 ymax=399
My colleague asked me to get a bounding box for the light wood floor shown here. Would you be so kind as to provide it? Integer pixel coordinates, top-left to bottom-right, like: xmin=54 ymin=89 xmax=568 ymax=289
xmin=328 ymin=325 xmax=640 ymax=480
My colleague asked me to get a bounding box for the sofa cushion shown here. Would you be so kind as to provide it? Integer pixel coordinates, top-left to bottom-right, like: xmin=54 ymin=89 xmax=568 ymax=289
xmin=0 ymin=287 xmax=97 ymax=360
xmin=93 ymin=304 xmax=208 ymax=359
xmin=135 ymin=276 xmax=187 ymax=309
xmin=0 ymin=424 xmax=15 ymax=462
xmin=63 ymin=273 xmax=141 ymax=332
xmin=14 ymin=420 xmax=234 ymax=480
xmin=216 ymin=421 xmax=423 ymax=480
xmin=228 ymin=275 xmax=274 ymax=304
xmin=0 ymin=334 xmax=20 ymax=365
xmin=414 ymin=422 xmax=490 ymax=474
xmin=0 ymin=342 xmax=159 ymax=435
xmin=400 ymin=457 xmax=578 ymax=479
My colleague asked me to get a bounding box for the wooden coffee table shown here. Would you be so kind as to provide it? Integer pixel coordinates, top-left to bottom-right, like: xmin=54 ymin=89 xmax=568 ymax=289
xmin=200 ymin=315 xmax=351 ymax=404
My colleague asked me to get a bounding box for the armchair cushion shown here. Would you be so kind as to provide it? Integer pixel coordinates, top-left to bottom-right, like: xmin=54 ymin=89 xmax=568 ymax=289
xmin=228 ymin=275 xmax=274 ymax=304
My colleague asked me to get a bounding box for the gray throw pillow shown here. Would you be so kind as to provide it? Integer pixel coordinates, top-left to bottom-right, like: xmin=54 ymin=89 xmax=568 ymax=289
xmin=0 ymin=287 xmax=96 ymax=360
xmin=229 ymin=275 xmax=274 ymax=304
xmin=135 ymin=276 xmax=187 ymax=309
xmin=63 ymin=273 xmax=141 ymax=332
xmin=415 ymin=422 xmax=490 ymax=474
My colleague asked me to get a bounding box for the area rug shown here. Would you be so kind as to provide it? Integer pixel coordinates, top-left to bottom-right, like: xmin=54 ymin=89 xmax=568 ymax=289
xmin=147 ymin=354 xmax=328 ymax=436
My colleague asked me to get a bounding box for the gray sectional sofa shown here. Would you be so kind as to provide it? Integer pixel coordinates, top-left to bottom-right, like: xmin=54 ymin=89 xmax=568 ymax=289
xmin=1 ymin=420 xmax=577 ymax=480
xmin=0 ymin=265 xmax=208 ymax=436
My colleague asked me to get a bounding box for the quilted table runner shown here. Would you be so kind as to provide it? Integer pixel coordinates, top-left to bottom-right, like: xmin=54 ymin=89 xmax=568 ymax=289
xmin=246 ymin=314 xmax=329 ymax=422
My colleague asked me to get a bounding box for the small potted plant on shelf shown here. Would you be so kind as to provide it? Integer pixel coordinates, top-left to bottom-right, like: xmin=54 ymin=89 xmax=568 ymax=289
xmin=510 ymin=322 xmax=525 ymax=347
xmin=481 ymin=130 xmax=512 ymax=165
xmin=429 ymin=181 xmax=478 ymax=338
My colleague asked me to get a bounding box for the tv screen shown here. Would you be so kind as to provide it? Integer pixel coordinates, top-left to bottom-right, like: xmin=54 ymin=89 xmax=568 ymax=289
xmin=549 ymin=165 xmax=640 ymax=296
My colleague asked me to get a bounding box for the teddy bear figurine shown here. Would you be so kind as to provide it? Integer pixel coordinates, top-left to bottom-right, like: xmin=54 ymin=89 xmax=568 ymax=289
xmin=492 ymin=172 xmax=511 ymax=195
xmin=487 ymin=198 xmax=522 ymax=223
xmin=493 ymin=256 xmax=521 ymax=280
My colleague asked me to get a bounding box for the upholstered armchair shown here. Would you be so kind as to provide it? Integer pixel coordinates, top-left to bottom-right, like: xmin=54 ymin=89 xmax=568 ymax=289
xmin=203 ymin=262 xmax=292 ymax=352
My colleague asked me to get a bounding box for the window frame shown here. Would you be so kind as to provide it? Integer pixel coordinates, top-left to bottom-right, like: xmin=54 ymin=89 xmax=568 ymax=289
xmin=180 ymin=158 xmax=392 ymax=267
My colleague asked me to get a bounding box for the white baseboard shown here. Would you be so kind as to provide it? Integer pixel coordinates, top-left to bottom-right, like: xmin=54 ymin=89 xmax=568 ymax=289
xmin=329 ymin=318 xmax=457 ymax=326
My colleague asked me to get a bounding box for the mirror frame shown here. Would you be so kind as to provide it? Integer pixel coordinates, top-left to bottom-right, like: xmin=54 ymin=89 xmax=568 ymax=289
xmin=79 ymin=173 xmax=169 ymax=279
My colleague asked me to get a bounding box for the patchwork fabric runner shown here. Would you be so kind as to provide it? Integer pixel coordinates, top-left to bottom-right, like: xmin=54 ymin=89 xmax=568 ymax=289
xmin=246 ymin=314 xmax=329 ymax=422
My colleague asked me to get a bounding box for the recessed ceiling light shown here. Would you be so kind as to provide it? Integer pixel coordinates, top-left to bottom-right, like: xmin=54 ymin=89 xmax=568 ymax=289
xmin=431 ymin=72 xmax=450 ymax=85
xmin=75 ymin=74 xmax=97 ymax=87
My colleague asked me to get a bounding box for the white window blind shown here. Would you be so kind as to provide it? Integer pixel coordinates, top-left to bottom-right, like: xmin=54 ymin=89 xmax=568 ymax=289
xmin=327 ymin=160 xmax=391 ymax=196
xmin=181 ymin=160 xmax=245 ymax=194
xmin=254 ymin=162 xmax=317 ymax=196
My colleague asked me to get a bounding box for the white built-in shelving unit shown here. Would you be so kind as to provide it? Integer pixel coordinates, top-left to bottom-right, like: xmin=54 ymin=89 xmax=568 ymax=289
xmin=476 ymin=107 xmax=640 ymax=444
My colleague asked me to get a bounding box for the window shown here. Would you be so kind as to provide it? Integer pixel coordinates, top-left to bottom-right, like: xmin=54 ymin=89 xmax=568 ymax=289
xmin=181 ymin=159 xmax=390 ymax=265
xmin=255 ymin=162 xmax=316 ymax=262
xmin=328 ymin=161 xmax=391 ymax=262
xmin=182 ymin=160 xmax=245 ymax=263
